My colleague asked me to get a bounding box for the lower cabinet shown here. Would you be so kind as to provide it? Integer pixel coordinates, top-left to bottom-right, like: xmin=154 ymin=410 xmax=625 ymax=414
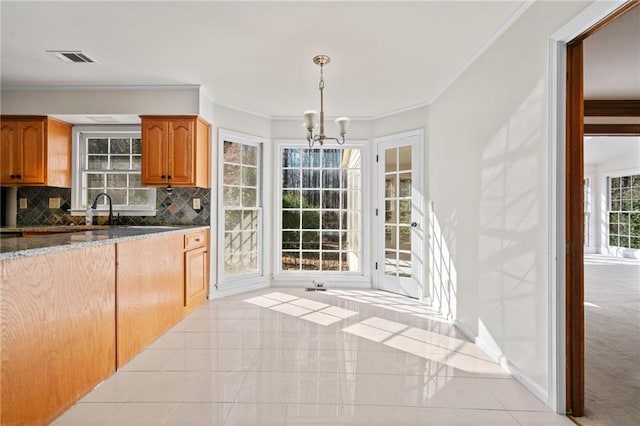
xmin=116 ymin=233 xmax=185 ymax=368
xmin=184 ymin=229 xmax=209 ymax=314
xmin=0 ymin=245 xmax=116 ymax=426
xmin=0 ymin=228 xmax=210 ymax=425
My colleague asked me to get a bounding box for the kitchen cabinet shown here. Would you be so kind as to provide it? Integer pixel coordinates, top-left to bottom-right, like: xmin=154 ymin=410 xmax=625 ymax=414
xmin=184 ymin=229 xmax=209 ymax=313
xmin=0 ymin=245 xmax=116 ymax=426
xmin=0 ymin=115 xmax=72 ymax=187
xmin=116 ymin=233 xmax=185 ymax=368
xmin=1 ymin=227 xmax=210 ymax=425
xmin=140 ymin=115 xmax=210 ymax=188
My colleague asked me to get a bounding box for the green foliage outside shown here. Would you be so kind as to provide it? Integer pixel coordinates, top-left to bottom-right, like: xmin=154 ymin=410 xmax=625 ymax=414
xmin=282 ymin=193 xmax=319 ymax=249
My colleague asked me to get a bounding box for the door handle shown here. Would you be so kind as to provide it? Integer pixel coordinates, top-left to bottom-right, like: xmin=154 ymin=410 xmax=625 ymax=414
xmin=411 ymin=222 xmax=418 ymax=228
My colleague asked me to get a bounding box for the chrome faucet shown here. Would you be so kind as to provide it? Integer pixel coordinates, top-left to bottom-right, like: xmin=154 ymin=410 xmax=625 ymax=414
xmin=90 ymin=192 xmax=114 ymax=225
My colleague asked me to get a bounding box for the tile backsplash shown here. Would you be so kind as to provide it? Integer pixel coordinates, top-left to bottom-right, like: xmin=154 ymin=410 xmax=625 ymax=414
xmin=15 ymin=186 xmax=210 ymax=226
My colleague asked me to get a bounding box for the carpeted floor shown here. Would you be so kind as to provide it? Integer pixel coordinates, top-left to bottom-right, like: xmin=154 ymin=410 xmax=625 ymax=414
xmin=577 ymin=255 xmax=640 ymax=426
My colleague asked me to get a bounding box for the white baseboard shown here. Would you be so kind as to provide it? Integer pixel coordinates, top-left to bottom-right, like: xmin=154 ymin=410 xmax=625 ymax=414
xmin=454 ymin=320 xmax=550 ymax=407
xmin=502 ymin=359 xmax=549 ymax=405
xmin=271 ymin=278 xmax=372 ymax=289
xmin=209 ymin=280 xmax=269 ymax=299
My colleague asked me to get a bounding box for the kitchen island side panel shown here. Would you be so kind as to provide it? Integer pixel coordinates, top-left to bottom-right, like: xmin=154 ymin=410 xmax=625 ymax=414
xmin=0 ymin=244 xmax=116 ymax=426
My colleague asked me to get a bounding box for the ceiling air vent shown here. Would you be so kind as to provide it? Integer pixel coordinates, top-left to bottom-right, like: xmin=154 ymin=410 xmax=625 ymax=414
xmin=47 ymin=50 xmax=97 ymax=63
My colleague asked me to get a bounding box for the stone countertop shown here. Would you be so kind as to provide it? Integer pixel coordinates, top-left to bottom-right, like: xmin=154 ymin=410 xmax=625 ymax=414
xmin=0 ymin=226 xmax=210 ymax=260
xmin=0 ymin=225 xmax=112 ymax=233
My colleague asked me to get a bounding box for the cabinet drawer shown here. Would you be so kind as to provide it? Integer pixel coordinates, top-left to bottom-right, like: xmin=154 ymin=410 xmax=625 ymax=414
xmin=184 ymin=231 xmax=207 ymax=250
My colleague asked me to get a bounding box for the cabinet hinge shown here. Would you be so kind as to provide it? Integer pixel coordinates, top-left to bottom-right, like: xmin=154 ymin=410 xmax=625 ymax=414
xmin=376 ymin=155 xmax=379 ymax=162
xmin=375 ymin=208 xmax=378 ymax=216
xmin=566 ymin=242 xmax=571 ymax=255
xmin=375 ymin=262 xmax=378 ymax=270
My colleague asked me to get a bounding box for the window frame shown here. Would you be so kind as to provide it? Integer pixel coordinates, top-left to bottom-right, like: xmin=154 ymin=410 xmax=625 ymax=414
xmin=607 ymin=172 xmax=640 ymax=250
xmin=583 ymin=177 xmax=592 ymax=248
xmin=274 ymin=139 xmax=370 ymax=279
xmin=217 ymin=129 xmax=264 ymax=284
xmin=71 ymin=125 xmax=156 ymax=216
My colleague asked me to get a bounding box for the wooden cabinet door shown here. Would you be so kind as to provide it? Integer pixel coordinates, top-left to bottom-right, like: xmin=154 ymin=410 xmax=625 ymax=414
xmin=141 ymin=119 xmax=169 ymax=185
xmin=18 ymin=120 xmax=46 ymax=184
xmin=168 ymin=119 xmax=194 ymax=185
xmin=185 ymin=246 xmax=208 ymax=308
xmin=0 ymin=121 xmax=18 ymax=184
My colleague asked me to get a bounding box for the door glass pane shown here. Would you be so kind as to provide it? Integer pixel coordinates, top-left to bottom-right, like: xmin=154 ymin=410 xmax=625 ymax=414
xmin=399 ymin=173 xmax=412 ymax=197
xmin=385 ymin=250 xmax=397 ymax=276
xmin=385 ymin=147 xmax=397 ymax=172
xmin=398 ymin=252 xmax=411 ymax=277
xmin=385 ymin=176 xmax=397 ymax=198
xmin=399 ymin=200 xmax=411 ymax=224
xmin=385 ymin=225 xmax=396 ymax=249
xmin=383 ymin=144 xmax=414 ymax=281
xmin=385 ymin=200 xmax=396 ymax=223
xmin=399 ymin=146 xmax=411 ymax=170
xmin=399 ymin=226 xmax=411 ymax=251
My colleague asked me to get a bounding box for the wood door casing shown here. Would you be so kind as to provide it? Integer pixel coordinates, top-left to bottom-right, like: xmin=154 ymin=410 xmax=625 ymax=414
xmin=566 ymin=40 xmax=584 ymax=418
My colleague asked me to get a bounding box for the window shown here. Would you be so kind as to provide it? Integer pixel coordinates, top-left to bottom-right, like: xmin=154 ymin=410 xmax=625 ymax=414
xmin=584 ymin=178 xmax=591 ymax=247
xmin=74 ymin=129 xmax=155 ymax=214
xmin=280 ymin=147 xmax=362 ymax=273
xmin=608 ymin=174 xmax=640 ymax=249
xmin=222 ymin=139 xmax=262 ymax=278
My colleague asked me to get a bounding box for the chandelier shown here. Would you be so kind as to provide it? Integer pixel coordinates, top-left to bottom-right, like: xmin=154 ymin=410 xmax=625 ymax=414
xmin=303 ymin=55 xmax=350 ymax=147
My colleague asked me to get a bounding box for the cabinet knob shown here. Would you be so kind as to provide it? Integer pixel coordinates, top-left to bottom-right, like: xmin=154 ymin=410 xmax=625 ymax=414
xmin=195 ymin=238 xmax=201 ymax=242
xmin=10 ymin=174 xmax=16 ymax=179
xmin=15 ymin=174 xmax=21 ymax=179
xmin=167 ymin=175 xmax=172 ymax=180
xmin=161 ymin=175 xmax=166 ymax=179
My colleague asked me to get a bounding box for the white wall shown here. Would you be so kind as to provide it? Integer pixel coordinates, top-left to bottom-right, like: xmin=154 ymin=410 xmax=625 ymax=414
xmin=0 ymin=87 xmax=200 ymax=115
xmin=427 ymin=0 xmax=590 ymax=402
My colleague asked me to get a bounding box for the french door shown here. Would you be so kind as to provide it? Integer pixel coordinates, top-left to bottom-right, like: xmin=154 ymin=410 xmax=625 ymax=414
xmin=376 ymin=131 xmax=424 ymax=299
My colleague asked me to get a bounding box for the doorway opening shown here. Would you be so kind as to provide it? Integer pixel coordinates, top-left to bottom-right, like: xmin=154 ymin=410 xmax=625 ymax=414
xmin=564 ymin=0 xmax=639 ymax=418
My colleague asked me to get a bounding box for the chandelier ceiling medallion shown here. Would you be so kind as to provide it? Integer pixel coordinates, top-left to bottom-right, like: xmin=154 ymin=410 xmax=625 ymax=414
xmin=303 ymin=55 xmax=350 ymax=147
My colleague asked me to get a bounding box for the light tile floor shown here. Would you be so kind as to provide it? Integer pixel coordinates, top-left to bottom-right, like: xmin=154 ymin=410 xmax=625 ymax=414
xmin=53 ymin=288 xmax=573 ymax=425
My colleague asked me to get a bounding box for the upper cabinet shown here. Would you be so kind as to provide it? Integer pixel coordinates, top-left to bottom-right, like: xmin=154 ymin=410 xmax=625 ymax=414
xmin=0 ymin=116 xmax=72 ymax=187
xmin=140 ymin=115 xmax=210 ymax=188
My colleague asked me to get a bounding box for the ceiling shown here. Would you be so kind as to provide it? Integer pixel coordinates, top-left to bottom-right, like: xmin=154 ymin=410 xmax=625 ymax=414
xmin=0 ymin=1 xmax=528 ymax=118
xmin=584 ymin=136 xmax=640 ymax=165
xmin=583 ymin=4 xmax=640 ymax=100
xmin=2 ymin=1 xmax=637 ymax=119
